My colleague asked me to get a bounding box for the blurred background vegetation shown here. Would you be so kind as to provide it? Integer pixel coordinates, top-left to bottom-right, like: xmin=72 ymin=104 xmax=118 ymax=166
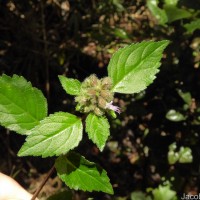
xmin=0 ymin=0 xmax=200 ymax=199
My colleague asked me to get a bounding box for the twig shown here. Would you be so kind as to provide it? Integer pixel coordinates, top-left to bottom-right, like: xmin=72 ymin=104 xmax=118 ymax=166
xmin=31 ymin=165 xmax=55 ymax=200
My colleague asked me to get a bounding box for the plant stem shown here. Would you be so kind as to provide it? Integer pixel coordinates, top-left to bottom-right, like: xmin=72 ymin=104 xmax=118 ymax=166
xmin=31 ymin=165 xmax=55 ymax=200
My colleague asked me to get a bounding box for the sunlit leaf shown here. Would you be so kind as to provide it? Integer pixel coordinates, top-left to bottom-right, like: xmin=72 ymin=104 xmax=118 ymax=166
xmin=0 ymin=74 xmax=47 ymax=135
xmin=58 ymin=75 xmax=81 ymax=95
xmin=108 ymin=40 xmax=169 ymax=94
xmin=86 ymin=113 xmax=110 ymax=151
xmin=18 ymin=112 xmax=83 ymax=157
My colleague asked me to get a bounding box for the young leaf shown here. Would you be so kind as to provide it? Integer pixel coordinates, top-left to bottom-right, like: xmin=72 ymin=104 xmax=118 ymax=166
xmin=55 ymin=152 xmax=114 ymax=194
xmin=178 ymin=147 xmax=193 ymax=163
xmin=58 ymin=75 xmax=81 ymax=95
xmin=166 ymin=109 xmax=186 ymax=122
xmin=152 ymin=185 xmax=177 ymax=200
xmin=18 ymin=112 xmax=82 ymax=157
xmin=86 ymin=113 xmax=110 ymax=151
xmin=168 ymin=150 xmax=179 ymax=165
xmin=177 ymin=89 xmax=192 ymax=105
xmin=147 ymin=0 xmax=168 ymax=25
xmin=0 ymin=74 xmax=47 ymax=135
xmin=108 ymin=40 xmax=169 ymax=94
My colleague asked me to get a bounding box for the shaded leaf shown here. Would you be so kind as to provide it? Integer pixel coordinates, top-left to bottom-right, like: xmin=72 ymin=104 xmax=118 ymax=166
xmin=164 ymin=5 xmax=191 ymax=23
xmin=184 ymin=19 xmax=200 ymax=34
xmin=0 ymin=74 xmax=47 ymax=135
xmin=55 ymin=152 xmax=113 ymax=194
xmin=86 ymin=113 xmax=110 ymax=151
xmin=108 ymin=40 xmax=169 ymax=94
xmin=18 ymin=112 xmax=82 ymax=157
xmin=177 ymin=89 xmax=192 ymax=105
xmin=58 ymin=75 xmax=81 ymax=95
xmin=113 ymin=28 xmax=130 ymax=39
xmin=131 ymin=191 xmax=152 ymax=200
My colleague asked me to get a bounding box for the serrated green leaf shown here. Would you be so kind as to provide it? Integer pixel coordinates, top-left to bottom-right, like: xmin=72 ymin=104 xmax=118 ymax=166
xmin=166 ymin=109 xmax=186 ymax=122
xmin=55 ymin=152 xmax=114 ymax=194
xmin=108 ymin=40 xmax=169 ymax=94
xmin=58 ymin=75 xmax=81 ymax=95
xmin=184 ymin=19 xmax=200 ymax=34
xmin=86 ymin=113 xmax=110 ymax=151
xmin=164 ymin=5 xmax=191 ymax=23
xmin=0 ymin=74 xmax=47 ymax=135
xmin=18 ymin=112 xmax=82 ymax=157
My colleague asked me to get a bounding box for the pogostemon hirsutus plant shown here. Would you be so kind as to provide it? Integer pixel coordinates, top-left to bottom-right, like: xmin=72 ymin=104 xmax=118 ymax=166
xmin=0 ymin=40 xmax=169 ymax=198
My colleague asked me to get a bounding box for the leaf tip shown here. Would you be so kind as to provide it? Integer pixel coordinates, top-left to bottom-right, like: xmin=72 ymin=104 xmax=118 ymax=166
xmin=99 ymin=145 xmax=105 ymax=152
xmin=106 ymin=186 xmax=114 ymax=195
xmin=17 ymin=149 xmax=25 ymax=157
xmin=160 ymin=39 xmax=171 ymax=47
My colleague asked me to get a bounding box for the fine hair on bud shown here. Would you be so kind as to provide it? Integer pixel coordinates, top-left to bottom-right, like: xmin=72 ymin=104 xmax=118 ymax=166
xmin=75 ymin=74 xmax=117 ymax=116
xmin=101 ymin=77 xmax=112 ymax=90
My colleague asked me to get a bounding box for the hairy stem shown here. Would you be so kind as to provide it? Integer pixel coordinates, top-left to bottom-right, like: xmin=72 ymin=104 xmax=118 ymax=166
xmin=31 ymin=165 xmax=55 ymax=200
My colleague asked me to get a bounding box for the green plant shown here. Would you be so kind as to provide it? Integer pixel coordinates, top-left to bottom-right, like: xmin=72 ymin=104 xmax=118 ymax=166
xmin=0 ymin=40 xmax=169 ymax=199
xmin=147 ymin=0 xmax=200 ymax=34
xmin=166 ymin=89 xmax=200 ymax=124
xmin=168 ymin=142 xmax=193 ymax=164
xmin=131 ymin=181 xmax=177 ymax=200
xmin=147 ymin=0 xmax=192 ymax=25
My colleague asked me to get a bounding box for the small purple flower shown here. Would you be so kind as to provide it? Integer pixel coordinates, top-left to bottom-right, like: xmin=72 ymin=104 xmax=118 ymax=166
xmin=105 ymin=101 xmax=121 ymax=114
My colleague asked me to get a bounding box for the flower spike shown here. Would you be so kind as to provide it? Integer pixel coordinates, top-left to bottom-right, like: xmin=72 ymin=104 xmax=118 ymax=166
xmin=105 ymin=101 xmax=121 ymax=114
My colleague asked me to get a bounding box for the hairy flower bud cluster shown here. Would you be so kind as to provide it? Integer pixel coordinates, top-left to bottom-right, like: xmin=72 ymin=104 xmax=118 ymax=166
xmin=75 ymin=74 xmax=114 ymax=116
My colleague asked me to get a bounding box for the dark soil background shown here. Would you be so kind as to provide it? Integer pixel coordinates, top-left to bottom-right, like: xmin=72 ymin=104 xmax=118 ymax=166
xmin=0 ymin=0 xmax=200 ymax=199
